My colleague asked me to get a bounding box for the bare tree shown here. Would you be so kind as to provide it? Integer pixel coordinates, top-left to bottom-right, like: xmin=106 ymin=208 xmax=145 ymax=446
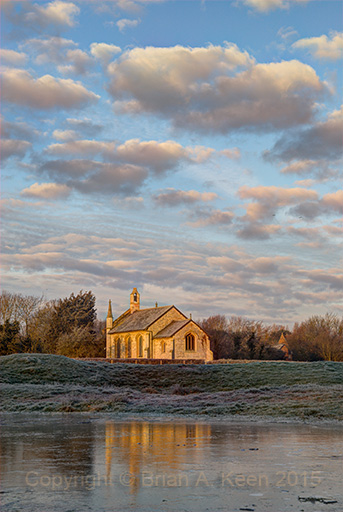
xmin=16 ymin=293 xmax=44 ymax=338
xmin=0 ymin=291 xmax=20 ymax=324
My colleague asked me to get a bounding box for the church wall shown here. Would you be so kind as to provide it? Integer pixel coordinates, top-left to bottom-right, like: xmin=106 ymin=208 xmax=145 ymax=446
xmin=152 ymin=322 xmax=213 ymax=361
xmin=174 ymin=323 xmax=213 ymax=360
xmin=153 ymin=338 xmax=173 ymax=359
xmin=108 ymin=330 xmax=152 ymax=359
xmin=149 ymin=307 xmax=186 ymax=336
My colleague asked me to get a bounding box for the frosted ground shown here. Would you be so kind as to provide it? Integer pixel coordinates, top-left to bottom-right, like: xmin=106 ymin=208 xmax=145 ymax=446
xmin=1 ymin=354 xmax=342 ymax=420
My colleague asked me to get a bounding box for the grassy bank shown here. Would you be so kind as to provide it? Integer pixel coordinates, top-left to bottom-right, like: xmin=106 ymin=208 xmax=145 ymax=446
xmin=1 ymin=354 xmax=342 ymax=420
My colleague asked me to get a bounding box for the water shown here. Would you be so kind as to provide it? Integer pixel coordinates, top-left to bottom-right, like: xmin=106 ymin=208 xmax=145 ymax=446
xmin=1 ymin=415 xmax=342 ymax=511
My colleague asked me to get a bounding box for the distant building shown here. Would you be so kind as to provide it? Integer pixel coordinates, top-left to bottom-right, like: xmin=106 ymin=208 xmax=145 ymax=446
xmin=106 ymin=288 xmax=213 ymax=361
xmin=271 ymin=332 xmax=292 ymax=360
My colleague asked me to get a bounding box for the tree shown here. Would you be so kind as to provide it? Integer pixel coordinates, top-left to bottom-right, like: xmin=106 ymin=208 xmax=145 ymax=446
xmin=0 ymin=291 xmax=20 ymax=324
xmin=17 ymin=293 xmax=44 ymax=338
xmin=287 ymin=313 xmax=343 ymax=362
xmin=0 ymin=320 xmax=21 ymax=355
xmin=199 ymin=315 xmax=232 ymax=359
xmin=50 ymin=290 xmax=97 ymax=339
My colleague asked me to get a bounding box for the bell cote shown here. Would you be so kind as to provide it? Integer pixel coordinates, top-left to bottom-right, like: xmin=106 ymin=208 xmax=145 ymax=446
xmin=130 ymin=288 xmax=140 ymax=313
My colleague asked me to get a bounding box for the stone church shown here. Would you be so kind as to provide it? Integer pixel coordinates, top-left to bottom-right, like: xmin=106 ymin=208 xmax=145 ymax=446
xmin=106 ymin=288 xmax=213 ymax=361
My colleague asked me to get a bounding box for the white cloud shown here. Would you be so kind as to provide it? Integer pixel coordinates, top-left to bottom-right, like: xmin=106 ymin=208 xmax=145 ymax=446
xmin=21 ymin=182 xmax=71 ymax=199
xmin=90 ymin=43 xmax=121 ymax=64
xmin=0 ymin=49 xmax=27 ymax=66
xmin=45 ymin=138 xmax=214 ymax=173
xmin=57 ymin=48 xmax=94 ymax=75
xmin=293 ymin=32 xmax=343 ymax=60
xmin=108 ymin=45 xmax=326 ymax=133
xmin=116 ymin=18 xmax=141 ymax=32
xmin=2 ymin=69 xmax=99 ymax=109
xmin=52 ymin=129 xmax=78 ymax=141
xmin=22 ymin=36 xmax=76 ymax=65
xmin=243 ymin=0 xmax=309 ymax=13
xmin=27 ymin=1 xmax=80 ymax=29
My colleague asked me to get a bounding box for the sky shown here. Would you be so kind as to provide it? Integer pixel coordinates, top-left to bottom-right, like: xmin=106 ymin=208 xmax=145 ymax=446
xmin=1 ymin=0 xmax=342 ymax=326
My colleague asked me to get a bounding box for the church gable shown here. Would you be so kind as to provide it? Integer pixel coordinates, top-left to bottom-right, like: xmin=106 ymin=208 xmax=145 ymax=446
xmin=148 ymin=306 xmax=187 ymax=336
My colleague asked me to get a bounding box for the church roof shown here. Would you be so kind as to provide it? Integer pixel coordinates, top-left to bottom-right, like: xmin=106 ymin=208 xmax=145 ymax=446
xmin=155 ymin=320 xmax=191 ymax=338
xmin=109 ymin=305 xmax=175 ymax=334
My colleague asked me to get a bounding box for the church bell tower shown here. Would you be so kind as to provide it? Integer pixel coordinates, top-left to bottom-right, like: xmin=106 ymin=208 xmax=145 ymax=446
xmin=130 ymin=288 xmax=140 ymax=313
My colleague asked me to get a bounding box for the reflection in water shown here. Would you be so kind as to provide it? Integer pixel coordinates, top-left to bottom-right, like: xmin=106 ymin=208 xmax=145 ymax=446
xmin=1 ymin=415 xmax=343 ymax=512
xmin=105 ymin=422 xmax=211 ymax=494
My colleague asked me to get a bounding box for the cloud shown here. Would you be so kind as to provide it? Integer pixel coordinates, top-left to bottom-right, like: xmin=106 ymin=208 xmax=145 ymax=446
xmin=238 ymin=185 xmax=318 ymax=221
xmin=114 ymin=139 xmax=201 ymax=173
xmin=33 ymin=1 xmax=79 ymax=28
xmin=46 ymin=139 xmax=116 ymax=157
xmin=22 ymin=36 xmax=77 ymax=65
xmin=39 ymin=159 xmax=148 ymax=196
xmin=46 ymin=138 xmax=213 ymax=173
xmin=90 ymin=42 xmax=121 ymax=64
xmin=40 ymin=159 xmax=98 ymax=179
xmin=0 ymin=49 xmax=27 ymax=66
xmin=65 ymin=118 xmax=104 ymax=137
xmin=21 ymin=182 xmax=71 ymax=199
xmin=30 ymin=0 xmax=79 ymax=28
xmin=265 ymin=105 xmax=343 ymax=166
xmin=22 ymin=36 xmax=94 ymax=75
xmin=237 ymin=186 xmax=342 ymax=222
xmin=116 ymin=18 xmax=141 ymax=32
xmin=153 ymin=189 xmax=217 ymax=207
xmin=277 ymin=26 xmax=298 ymax=41
xmin=52 ymin=129 xmax=78 ymax=141
xmin=236 ymin=222 xmax=281 ymax=240
xmin=1 ymin=139 xmax=32 ymax=161
xmin=293 ymin=31 xmax=343 ymax=60
xmin=322 ymin=190 xmax=343 ymax=215
xmin=57 ymin=48 xmax=94 ymax=75
xmin=1 ymin=69 xmax=99 ymax=109
xmin=2 ymin=0 xmax=80 ymax=36
xmin=0 ymin=117 xmax=40 ymax=162
xmin=68 ymin=163 xmax=148 ymax=196
xmin=1 ymin=117 xmax=40 ymax=141
xmin=242 ymin=0 xmax=309 ymax=13
xmin=219 ymin=148 xmax=241 ymax=160
xmin=189 ymin=208 xmax=235 ymax=227
xmin=108 ymin=45 xmax=326 ymax=133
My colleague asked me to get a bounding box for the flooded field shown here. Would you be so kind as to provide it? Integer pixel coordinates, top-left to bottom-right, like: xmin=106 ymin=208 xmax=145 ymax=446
xmin=1 ymin=415 xmax=342 ymax=512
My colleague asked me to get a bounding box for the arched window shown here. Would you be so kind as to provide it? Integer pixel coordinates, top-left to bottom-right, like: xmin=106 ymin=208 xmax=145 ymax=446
xmin=133 ymin=293 xmax=137 ymax=302
xmin=116 ymin=338 xmax=121 ymax=358
xmin=185 ymin=333 xmax=195 ymax=351
xmin=138 ymin=336 xmax=143 ymax=357
xmin=126 ymin=337 xmax=132 ymax=358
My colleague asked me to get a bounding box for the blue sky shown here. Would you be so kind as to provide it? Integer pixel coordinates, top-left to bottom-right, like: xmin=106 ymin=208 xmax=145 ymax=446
xmin=1 ymin=0 xmax=342 ymax=326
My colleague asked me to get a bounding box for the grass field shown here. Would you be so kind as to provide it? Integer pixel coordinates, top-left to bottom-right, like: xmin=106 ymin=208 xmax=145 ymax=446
xmin=1 ymin=354 xmax=342 ymax=420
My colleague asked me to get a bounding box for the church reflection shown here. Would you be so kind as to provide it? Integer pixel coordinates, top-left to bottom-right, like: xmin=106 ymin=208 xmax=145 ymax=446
xmin=105 ymin=422 xmax=212 ymax=494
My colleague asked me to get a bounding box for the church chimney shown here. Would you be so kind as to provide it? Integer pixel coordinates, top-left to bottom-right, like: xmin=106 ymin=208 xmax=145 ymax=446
xmin=130 ymin=288 xmax=140 ymax=313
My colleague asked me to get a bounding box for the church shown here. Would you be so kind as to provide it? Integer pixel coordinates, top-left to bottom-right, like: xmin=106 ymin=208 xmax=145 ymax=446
xmin=106 ymin=288 xmax=213 ymax=361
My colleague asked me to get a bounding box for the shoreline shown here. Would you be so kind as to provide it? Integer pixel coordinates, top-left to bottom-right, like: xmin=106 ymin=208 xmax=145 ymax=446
xmin=1 ymin=410 xmax=343 ymax=426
